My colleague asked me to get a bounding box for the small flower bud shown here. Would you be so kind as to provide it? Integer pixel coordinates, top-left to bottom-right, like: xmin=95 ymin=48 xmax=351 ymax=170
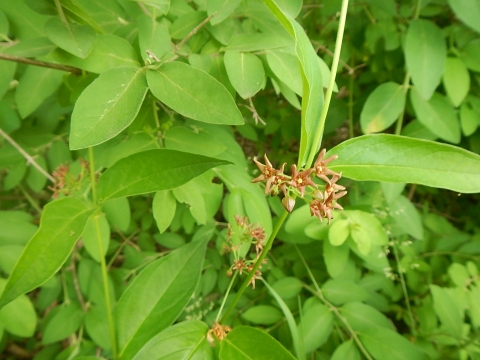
xmin=282 ymin=196 xmax=296 ymax=212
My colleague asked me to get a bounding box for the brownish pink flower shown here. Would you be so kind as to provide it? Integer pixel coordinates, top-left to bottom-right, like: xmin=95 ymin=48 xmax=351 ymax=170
xmin=324 ymin=173 xmax=346 ymax=196
xmin=289 ymin=165 xmax=317 ymax=197
xmin=313 ymin=149 xmax=340 ymax=183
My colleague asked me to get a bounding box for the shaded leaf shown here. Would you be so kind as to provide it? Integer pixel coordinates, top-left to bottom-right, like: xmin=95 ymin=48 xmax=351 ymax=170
xmin=44 ymin=17 xmax=95 ymax=58
xmin=443 ymin=57 xmax=470 ymax=107
xmin=241 ymin=305 xmax=283 ymax=325
xmin=327 ymin=134 xmax=480 ymax=193
xmin=224 ymin=51 xmax=265 ymax=99
xmin=299 ymin=303 xmax=334 ymax=354
xmin=448 ymin=0 xmax=480 ymax=34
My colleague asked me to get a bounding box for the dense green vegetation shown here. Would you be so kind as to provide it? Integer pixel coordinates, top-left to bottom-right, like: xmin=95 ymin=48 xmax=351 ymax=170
xmin=1 ymin=0 xmax=480 ymax=359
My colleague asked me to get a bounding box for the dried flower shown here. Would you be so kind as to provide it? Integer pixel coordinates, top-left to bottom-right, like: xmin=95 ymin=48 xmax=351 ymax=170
xmin=207 ymin=322 xmax=232 ymax=344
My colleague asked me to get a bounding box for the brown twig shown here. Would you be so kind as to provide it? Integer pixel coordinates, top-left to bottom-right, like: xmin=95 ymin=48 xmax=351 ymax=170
xmin=0 ymin=53 xmax=82 ymax=75
xmin=0 ymin=127 xmax=55 ymax=183
xmin=174 ymin=12 xmax=216 ymax=53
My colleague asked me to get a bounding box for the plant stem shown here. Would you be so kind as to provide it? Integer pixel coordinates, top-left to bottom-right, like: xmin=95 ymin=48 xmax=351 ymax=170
xmin=53 ymin=0 xmax=68 ymax=23
xmin=0 ymin=127 xmax=55 ymax=183
xmin=395 ymin=72 xmax=411 ymax=135
xmin=17 ymin=184 xmax=42 ymax=214
xmin=392 ymin=241 xmax=417 ymax=336
xmin=305 ymin=0 xmax=349 ymax=169
xmin=348 ymin=65 xmax=355 ymax=139
xmin=0 ymin=53 xmax=82 ymax=75
xmin=215 ymin=271 xmax=238 ymax=322
xmin=174 ymin=13 xmax=216 ymax=53
xmin=220 ymin=210 xmax=289 ymax=323
xmin=88 ymin=148 xmax=118 ymax=359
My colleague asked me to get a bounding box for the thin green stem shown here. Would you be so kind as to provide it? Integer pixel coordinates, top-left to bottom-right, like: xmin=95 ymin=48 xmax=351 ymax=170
xmin=17 ymin=184 xmax=42 ymax=214
xmin=88 ymin=148 xmax=118 ymax=359
xmin=348 ymin=68 xmax=355 ymax=139
xmin=220 ymin=210 xmax=289 ymax=323
xmin=395 ymin=72 xmax=411 ymax=135
xmin=392 ymin=241 xmax=417 ymax=336
xmin=53 ymin=0 xmax=68 ymax=23
xmin=215 ymin=271 xmax=238 ymax=322
xmin=305 ymin=0 xmax=349 ymax=169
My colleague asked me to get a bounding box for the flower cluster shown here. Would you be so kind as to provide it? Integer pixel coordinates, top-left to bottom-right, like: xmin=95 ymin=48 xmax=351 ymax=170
xmin=251 ymin=149 xmax=347 ymax=224
xmin=224 ymin=215 xmax=268 ymax=289
xmin=48 ymin=159 xmax=91 ymax=199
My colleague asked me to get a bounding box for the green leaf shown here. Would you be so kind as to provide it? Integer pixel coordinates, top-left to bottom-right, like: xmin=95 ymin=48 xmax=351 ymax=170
xmin=448 ymin=0 xmax=480 ymax=34
xmin=81 ymin=213 xmax=110 ymax=262
xmin=44 ymin=17 xmax=95 ymax=58
xmin=271 ymin=277 xmax=303 ymax=300
xmin=460 ymin=102 xmax=479 ymax=136
xmin=411 ymin=87 xmax=460 ymax=143
xmin=132 ymin=0 xmax=169 ymax=14
xmin=0 ymin=278 xmax=37 ymax=337
xmin=70 ymin=67 xmax=148 ymax=150
xmin=340 ymin=302 xmax=394 ymax=332
xmin=324 ymin=240 xmax=349 ymax=278
xmin=442 ymin=57 xmax=470 ymax=107
xmin=388 ymin=195 xmax=423 ymax=240
xmin=131 ymin=320 xmax=213 ymax=360
xmin=97 ymin=149 xmax=229 ymax=201
xmin=0 ymin=211 xmax=37 ymax=246
xmin=405 ymin=19 xmax=446 ymax=100
xmin=327 ymin=134 xmax=480 ymax=193
xmin=344 ymin=210 xmax=388 ymax=248
xmin=137 ymin=14 xmax=171 ymax=61
xmin=360 ymin=82 xmax=405 ymax=134
xmin=15 ymin=66 xmax=63 ymax=118
xmin=430 ymin=284 xmax=463 ymax=338
xmin=0 ymin=61 xmax=15 ymax=100
xmin=0 ymin=198 xmax=93 ymax=309
xmin=207 ymin=0 xmax=242 ymax=25
xmin=147 ymin=62 xmax=243 ymax=125
xmin=299 ymin=303 xmax=334 ymax=354
xmin=219 ymin=326 xmax=296 ymax=360
xmin=42 ymin=302 xmax=84 ymax=344
xmin=173 ymin=180 xmax=207 ymax=224
xmin=328 ymin=218 xmax=350 ymax=246
xmin=331 ymin=340 xmax=360 ymax=360
xmin=164 ymin=126 xmax=226 ymax=157
xmin=359 ymin=328 xmax=429 ymax=360
xmin=448 ymin=263 xmax=469 ymax=287
xmin=322 ymin=279 xmax=369 ymax=305
xmin=224 ymin=51 xmax=266 ymax=99
xmin=49 ymin=34 xmax=141 ymax=74
xmin=170 ymin=11 xmax=206 ymax=39
xmin=241 ymin=305 xmax=283 ymax=325
xmin=3 ymin=36 xmax=56 ymax=57
xmin=266 ymin=50 xmax=302 ymax=95
xmin=115 ymin=238 xmax=209 ymax=360
xmin=101 ymin=197 xmax=131 ymax=233
xmin=226 ymin=32 xmax=293 ymax=52
xmin=153 ymin=190 xmax=176 ymax=233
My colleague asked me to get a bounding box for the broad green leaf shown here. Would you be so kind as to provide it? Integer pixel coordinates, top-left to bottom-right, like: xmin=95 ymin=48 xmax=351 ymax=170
xmin=115 ymin=237 xmax=209 ymax=360
xmin=331 ymin=340 xmax=360 ymax=360
xmin=340 ymin=302 xmax=394 ymax=332
xmin=15 ymin=66 xmax=63 ymax=119
xmin=70 ymin=67 xmax=148 ymax=149
xmin=0 ymin=198 xmax=93 ymax=309
xmin=132 ymin=0 xmax=169 ymax=14
xmin=299 ymin=303 xmax=334 ymax=354
xmin=343 ymin=210 xmax=388 ymax=249
xmin=173 ymin=180 xmax=207 ymax=224
xmin=170 ymin=11 xmax=206 ymax=39
xmin=443 ymin=57 xmax=470 ymax=107
xmin=85 ymin=303 xmax=111 ymax=350
xmin=380 ymin=182 xmax=405 ymax=204
xmin=262 ymin=0 xmax=324 ymax=165
xmin=461 ymin=39 xmax=480 ymax=72
xmin=359 ymin=328 xmax=429 ymax=360
xmin=0 ymin=9 xmax=8 ymax=38
xmin=410 ymin=88 xmax=460 ymax=143
xmin=3 ymin=36 xmax=56 ymax=57
xmin=224 ymin=51 xmax=265 ymax=99
xmin=154 ymin=232 xmax=185 ymax=249
xmin=81 ymin=213 xmax=110 ymax=262
xmin=164 ymin=126 xmax=226 ymax=157
xmin=401 ymin=119 xmax=437 ymax=141
xmin=271 ymin=277 xmax=303 ymax=300
xmin=153 ymin=190 xmax=176 ymax=233
xmin=226 ymin=32 xmax=293 ymax=51
xmin=0 ymin=278 xmax=36 ymax=337
xmin=327 ymin=134 xmax=480 ymax=193
xmin=360 ymin=82 xmax=405 ymax=134
xmin=460 ymin=102 xmax=479 ymax=136
xmin=137 ymin=14 xmax=171 ymax=61
xmin=42 ymin=302 xmax=84 ymax=344
xmin=219 ymin=326 xmax=296 ymax=360
xmin=49 ymin=34 xmax=141 ymax=74
xmin=430 ymin=284 xmax=463 ymax=338
xmin=405 ymin=19 xmax=446 ymax=100
xmin=207 ymin=0 xmax=242 ymax=25
xmin=147 ymin=62 xmax=243 ymax=125
xmin=44 ymin=17 xmax=95 ymax=58
xmin=448 ymin=263 xmax=469 ymax=287
xmin=102 ymin=197 xmax=131 ymax=233
xmin=324 ymin=240 xmax=349 ymax=278
xmin=328 ymin=218 xmax=350 ymax=246
xmin=0 ymin=211 xmax=37 ymax=246
xmin=388 ymin=195 xmax=423 ymax=240
xmin=448 ymin=0 xmax=480 ymax=34
xmin=131 ymin=320 xmax=213 ymax=360
xmin=241 ymin=305 xmax=283 ymax=325
xmin=322 ymin=279 xmax=369 ymax=305
xmin=96 ymin=149 xmax=229 ymax=201
xmin=266 ymin=50 xmax=302 ymax=95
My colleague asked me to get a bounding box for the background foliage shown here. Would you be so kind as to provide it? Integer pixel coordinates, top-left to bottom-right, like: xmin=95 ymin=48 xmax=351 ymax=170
xmin=1 ymin=0 xmax=480 ymax=359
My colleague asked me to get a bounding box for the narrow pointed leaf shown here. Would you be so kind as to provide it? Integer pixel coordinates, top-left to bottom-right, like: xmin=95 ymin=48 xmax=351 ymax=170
xmin=115 ymin=237 xmax=209 ymax=360
xmin=44 ymin=17 xmax=95 ymax=58
xmin=219 ymin=326 xmax=296 ymax=360
xmin=0 ymin=198 xmax=94 ymax=309
xmin=327 ymin=134 xmax=480 ymax=193
xmin=131 ymin=320 xmax=212 ymax=360
xmin=96 ymin=149 xmax=229 ymax=202
xmin=70 ymin=67 xmax=148 ymax=150
xmin=147 ymin=62 xmax=243 ymax=125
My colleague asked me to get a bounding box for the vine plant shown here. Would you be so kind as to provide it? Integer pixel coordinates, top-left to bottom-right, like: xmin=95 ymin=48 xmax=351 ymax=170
xmin=1 ymin=0 xmax=480 ymax=360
